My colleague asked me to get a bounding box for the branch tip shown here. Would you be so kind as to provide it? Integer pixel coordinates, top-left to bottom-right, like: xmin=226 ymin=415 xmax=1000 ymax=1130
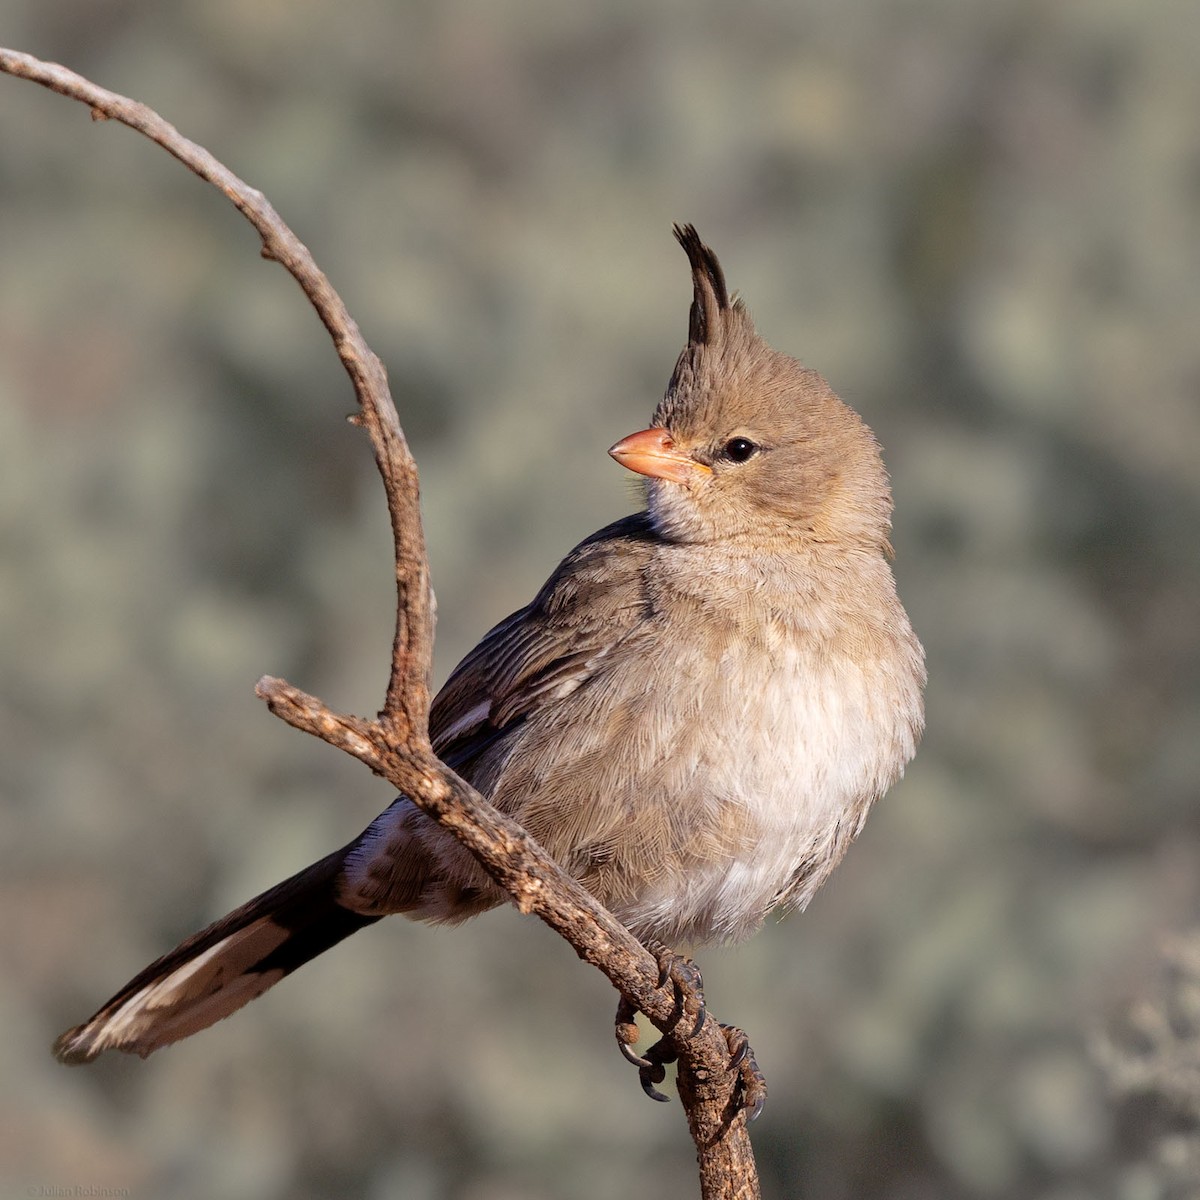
xmin=254 ymin=674 xmax=281 ymax=699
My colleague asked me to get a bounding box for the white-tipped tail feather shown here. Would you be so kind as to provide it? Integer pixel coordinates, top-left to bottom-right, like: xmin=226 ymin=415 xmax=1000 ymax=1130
xmin=54 ymin=847 xmax=379 ymax=1063
xmin=55 ymin=923 xmax=287 ymax=1061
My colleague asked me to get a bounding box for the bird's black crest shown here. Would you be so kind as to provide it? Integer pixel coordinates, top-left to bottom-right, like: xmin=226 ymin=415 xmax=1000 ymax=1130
xmin=673 ymin=223 xmax=730 ymax=347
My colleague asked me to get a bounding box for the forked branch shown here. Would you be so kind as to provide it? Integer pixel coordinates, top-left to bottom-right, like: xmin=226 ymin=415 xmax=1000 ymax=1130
xmin=0 ymin=47 xmax=760 ymax=1199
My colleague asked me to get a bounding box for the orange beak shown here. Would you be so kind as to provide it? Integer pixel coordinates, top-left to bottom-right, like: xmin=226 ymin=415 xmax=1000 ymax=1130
xmin=608 ymin=427 xmax=709 ymax=483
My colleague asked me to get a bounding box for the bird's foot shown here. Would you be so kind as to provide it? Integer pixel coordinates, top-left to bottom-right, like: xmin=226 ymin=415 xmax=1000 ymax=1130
xmin=647 ymin=941 xmax=707 ymax=1038
xmin=723 ymin=1023 xmax=768 ymax=1121
xmin=613 ymin=944 xmax=708 ymax=1103
xmin=615 ymin=994 xmax=678 ymax=1102
xmin=613 ymin=996 xmax=767 ymax=1117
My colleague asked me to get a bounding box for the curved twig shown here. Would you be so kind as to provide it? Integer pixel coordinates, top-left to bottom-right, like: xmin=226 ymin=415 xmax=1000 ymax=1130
xmin=0 ymin=46 xmax=760 ymax=1199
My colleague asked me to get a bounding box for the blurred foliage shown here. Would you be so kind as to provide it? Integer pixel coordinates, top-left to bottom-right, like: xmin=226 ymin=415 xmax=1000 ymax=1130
xmin=1098 ymin=932 xmax=1200 ymax=1199
xmin=1 ymin=2 xmax=1198 ymax=1198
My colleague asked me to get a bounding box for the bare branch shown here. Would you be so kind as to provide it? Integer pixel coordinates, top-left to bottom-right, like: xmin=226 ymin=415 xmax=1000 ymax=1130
xmin=0 ymin=46 xmax=430 ymax=736
xmin=1 ymin=46 xmax=761 ymax=1198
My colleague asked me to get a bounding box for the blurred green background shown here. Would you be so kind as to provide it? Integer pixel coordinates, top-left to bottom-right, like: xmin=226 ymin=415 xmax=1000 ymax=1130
xmin=2 ymin=3 xmax=1198 ymax=1198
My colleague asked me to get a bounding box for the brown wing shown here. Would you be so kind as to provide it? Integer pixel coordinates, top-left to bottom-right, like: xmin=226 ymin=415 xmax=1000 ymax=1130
xmin=429 ymin=512 xmax=659 ymax=783
xmin=334 ymin=512 xmax=663 ymax=918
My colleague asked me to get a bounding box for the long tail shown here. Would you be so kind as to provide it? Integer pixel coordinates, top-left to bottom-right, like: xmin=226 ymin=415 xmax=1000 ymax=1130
xmin=53 ymin=844 xmax=380 ymax=1064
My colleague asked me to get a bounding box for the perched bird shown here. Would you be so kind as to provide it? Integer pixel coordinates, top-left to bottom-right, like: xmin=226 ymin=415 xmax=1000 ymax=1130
xmin=54 ymin=225 xmax=925 ymax=1066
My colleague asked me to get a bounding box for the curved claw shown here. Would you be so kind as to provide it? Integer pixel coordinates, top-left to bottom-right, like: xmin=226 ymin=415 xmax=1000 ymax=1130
xmin=615 ymin=995 xmax=653 ymax=1067
xmin=726 ymin=1036 xmax=749 ymax=1070
xmin=640 ymin=1069 xmax=671 ymax=1103
xmin=618 ymin=1039 xmax=654 ymax=1070
xmin=634 ymin=1035 xmax=678 ymax=1104
xmin=721 ymin=1023 xmax=768 ymax=1121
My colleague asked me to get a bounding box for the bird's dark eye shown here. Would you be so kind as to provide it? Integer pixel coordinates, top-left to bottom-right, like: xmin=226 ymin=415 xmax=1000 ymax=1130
xmin=719 ymin=437 xmax=758 ymax=463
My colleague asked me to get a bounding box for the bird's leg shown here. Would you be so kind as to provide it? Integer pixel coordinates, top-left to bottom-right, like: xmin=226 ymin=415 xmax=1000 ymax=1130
xmin=613 ymin=942 xmax=709 ymax=1103
xmin=723 ymin=1023 xmax=768 ymax=1121
xmin=647 ymin=941 xmax=707 ymax=1038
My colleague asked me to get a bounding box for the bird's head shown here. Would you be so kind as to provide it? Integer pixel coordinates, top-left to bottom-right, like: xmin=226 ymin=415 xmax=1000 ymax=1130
xmin=610 ymin=225 xmax=893 ymax=554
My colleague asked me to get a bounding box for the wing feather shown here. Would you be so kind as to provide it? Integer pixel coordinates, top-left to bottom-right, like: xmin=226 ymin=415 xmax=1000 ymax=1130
xmin=430 ymin=513 xmax=657 ymax=778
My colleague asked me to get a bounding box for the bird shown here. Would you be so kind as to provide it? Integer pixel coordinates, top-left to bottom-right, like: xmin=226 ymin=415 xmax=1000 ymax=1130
xmin=53 ymin=225 xmax=925 ymax=1068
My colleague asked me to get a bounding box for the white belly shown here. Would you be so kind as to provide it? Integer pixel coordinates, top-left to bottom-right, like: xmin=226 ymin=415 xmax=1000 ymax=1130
xmin=616 ymin=640 xmax=917 ymax=946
